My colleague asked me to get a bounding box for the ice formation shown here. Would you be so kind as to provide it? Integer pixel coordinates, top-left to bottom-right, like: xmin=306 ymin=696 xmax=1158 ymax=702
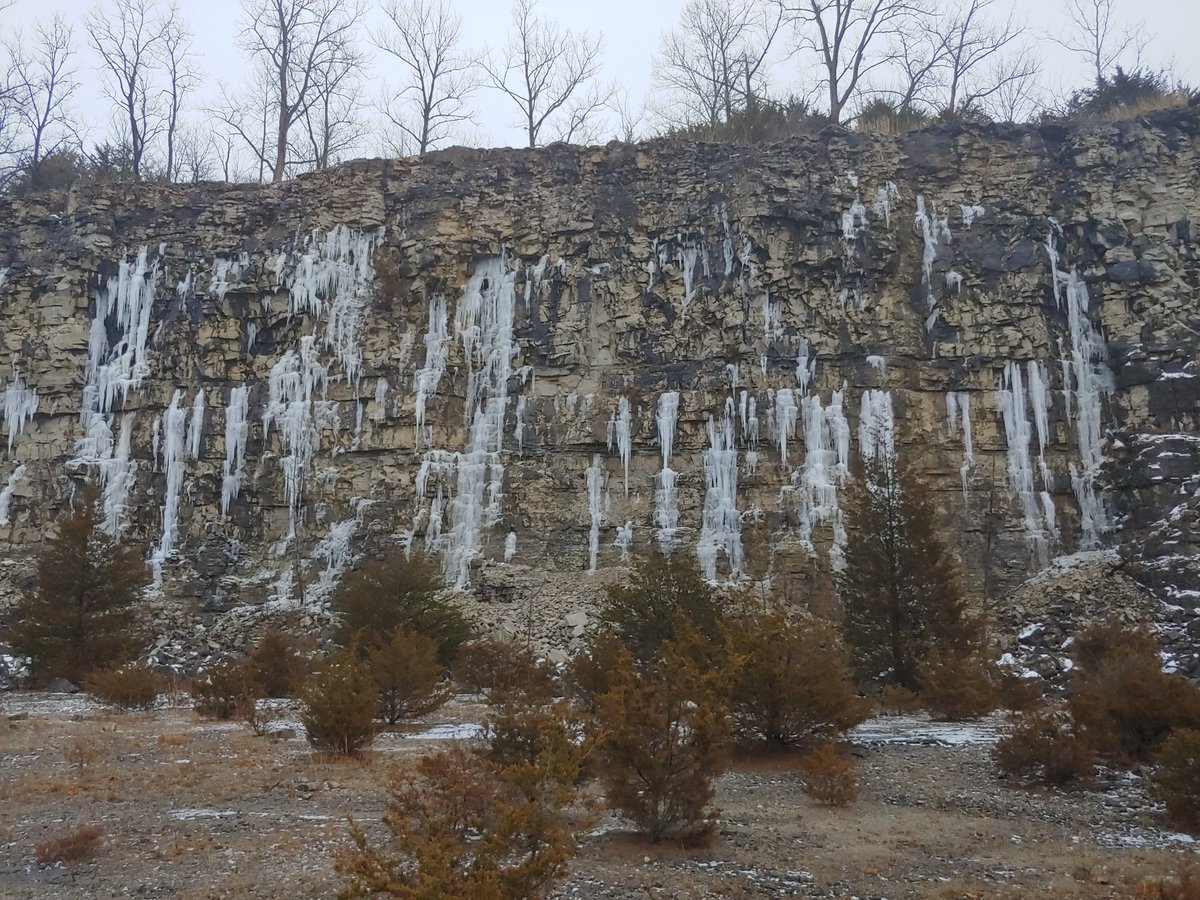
xmin=697 ymin=399 xmax=743 ymax=581
xmin=998 ymin=361 xmax=1056 ymax=565
xmin=504 ymin=531 xmax=517 ymax=562
xmin=187 ymin=391 xmax=205 ymax=459
xmin=221 ymin=386 xmax=250 ymax=517
xmin=773 ymin=388 xmax=800 ymax=464
xmin=586 ymin=454 xmax=603 ymax=572
xmin=794 ymin=389 xmax=850 ymax=570
xmin=795 ymin=339 xmax=816 ymax=392
xmin=858 ymin=390 xmax=895 ymax=460
xmin=74 ymin=246 xmax=160 ymax=535
xmin=873 ymin=182 xmax=900 ymax=227
xmin=946 ymin=391 xmax=974 ymax=496
xmin=654 ymin=391 xmax=681 ymax=552
xmin=961 ymin=205 xmax=985 ymax=229
xmin=865 ymin=355 xmax=886 ymax=374
xmin=607 ymin=396 xmax=632 ymax=495
xmin=915 ymin=196 xmax=952 ymax=329
xmin=373 ymin=377 xmax=389 ymax=423
xmin=614 ymin=520 xmax=633 ymax=562
xmin=151 ymin=390 xmax=190 ymax=583
xmin=414 ymin=292 xmax=448 ymax=441
xmin=0 ymin=464 xmax=25 ymax=525
xmin=308 ymin=498 xmax=373 ymax=607
xmin=2 ymin=374 xmax=39 ymax=452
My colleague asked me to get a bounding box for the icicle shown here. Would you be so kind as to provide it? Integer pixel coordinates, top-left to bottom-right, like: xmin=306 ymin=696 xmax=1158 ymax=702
xmin=414 ymin=292 xmax=449 ymax=441
xmin=606 ymin=396 xmax=632 ymax=495
xmin=961 ymin=205 xmax=985 ymax=228
xmin=841 ymin=195 xmax=868 ymax=243
xmin=697 ymin=399 xmax=742 ymax=581
xmin=2 ymin=374 xmax=39 ymax=452
xmin=945 ymin=271 xmax=963 ymax=294
xmin=654 ymin=391 xmax=680 ymax=553
xmin=307 ymin=498 xmax=373 ymax=608
xmin=946 ymin=391 xmax=974 ymax=497
xmin=614 ymin=520 xmax=633 ymax=562
xmin=873 ymin=182 xmax=900 ymax=228
xmin=858 ymin=390 xmax=895 ymax=460
xmin=865 ymin=355 xmax=886 ymax=374
xmin=151 ymin=390 xmax=189 ymax=583
xmin=586 ymin=454 xmax=603 ymax=573
xmin=915 ymin=196 xmax=951 ymax=331
xmin=762 ymin=292 xmax=782 ymax=343
xmin=793 ymin=389 xmax=850 ymax=570
xmin=1026 ymin=361 xmax=1052 ymax=488
xmin=514 ymin=395 xmax=527 ymax=455
xmin=373 ymin=377 xmax=389 ymax=423
xmin=504 ymin=530 xmax=517 ymax=563
xmin=795 ymin=339 xmax=816 ymax=393
xmin=0 ymin=464 xmax=25 ymax=525
xmin=187 ymin=390 xmax=205 ymax=459
xmin=222 ymin=386 xmax=250 ymax=518
xmin=774 ymin=388 xmax=799 ymax=464
xmin=998 ymin=362 xmax=1055 ymax=565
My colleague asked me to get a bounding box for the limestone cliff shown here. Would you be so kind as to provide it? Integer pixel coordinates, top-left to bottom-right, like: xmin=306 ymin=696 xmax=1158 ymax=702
xmin=1 ymin=111 xmax=1198 ymax=619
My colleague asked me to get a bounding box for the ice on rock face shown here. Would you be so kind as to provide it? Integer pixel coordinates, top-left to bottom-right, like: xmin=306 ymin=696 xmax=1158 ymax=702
xmin=795 ymin=339 xmax=816 ymax=393
xmin=0 ymin=464 xmax=26 ymax=525
xmin=793 ymin=389 xmax=850 ymax=570
xmin=915 ymin=196 xmax=952 ymax=331
xmin=865 ymin=355 xmax=886 ymax=373
xmin=961 ymin=205 xmax=985 ymax=229
xmin=998 ymin=361 xmax=1056 ymax=566
xmin=187 ymin=391 xmax=205 ymax=459
xmin=209 ymin=252 xmax=251 ymax=302
xmin=858 ymin=389 xmax=895 ymax=460
xmin=842 ymin=196 xmax=868 ymax=243
xmin=773 ymin=388 xmax=800 ymax=464
xmin=2 ymin=373 xmax=39 ymax=452
xmin=946 ymin=391 xmax=974 ymax=496
xmin=697 ymin=399 xmax=742 ymax=582
xmin=373 ymin=378 xmax=388 ymax=424
xmin=73 ymin=246 xmax=159 ymax=535
xmin=308 ymin=498 xmax=373 ymax=607
xmin=607 ymin=396 xmax=632 ymax=495
xmin=614 ymin=520 xmax=633 ymax=562
xmin=873 ymin=182 xmax=900 ymax=228
xmin=762 ymin=291 xmax=783 ymax=343
xmin=586 ymin=454 xmax=604 ymax=572
xmin=414 ymin=292 xmax=449 ymax=442
xmin=151 ymin=390 xmax=190 ymax=584
xmin=221 ymin=386 xmax=250 ymax=518
xmin=653 ymin=391 xmax=681 ymax=552
xmin=504 ymin=531 xmax=517 ymax=563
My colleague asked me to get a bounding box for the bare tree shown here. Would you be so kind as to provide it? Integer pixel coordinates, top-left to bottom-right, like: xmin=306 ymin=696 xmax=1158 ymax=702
xmin=232 ymin=0 xmax=365 ymax=182
xmin=88 ymin=0 xmax=168 ymax=181
xmin=173 ymin=121 xmax=215 ymax=181
xmin=297 ymin=41 xmax=365 ymax=171
xmin=4 ymin=15 xmax=80 ymax=190
xmin=373 ymin=0 xmax=478 ymax=155
xmin=780 ymin=0 xmax=922 ymax=125
xmin=610 ymin=87 xmax=647 ymax=142
xmin=935 ymin=0 xmax=1035 ymax=115
xmin=159 ymin=4 xmax=197 ymax=182
xmin=1053 ymin=0 xmax=1148 ymax=84
xmin=987 ymin=51 xmax=1044 ymax=122
xmin=483 ymin=0 xmax=608 ymax=149
xmin=654 ymin=0 xmax=784 ymax=130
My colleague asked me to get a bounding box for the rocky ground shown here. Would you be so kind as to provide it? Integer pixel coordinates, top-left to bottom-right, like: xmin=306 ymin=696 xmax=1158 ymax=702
xmin=0 ymin=692 xmax=1195 ymax=900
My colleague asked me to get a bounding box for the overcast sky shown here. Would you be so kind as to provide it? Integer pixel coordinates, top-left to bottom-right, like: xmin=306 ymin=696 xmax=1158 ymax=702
xmin=3 ymin=0 xmax=1197 ymax=156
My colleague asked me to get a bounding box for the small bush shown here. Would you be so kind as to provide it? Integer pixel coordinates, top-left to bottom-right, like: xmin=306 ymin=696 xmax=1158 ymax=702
xmin=192 ymin=660 xmax=259 ymax=720
xmin=563 ymin=631 xmax=627 ymax=712
xmin=592 ymin=633 xmax=732 ymax=845
xmin=724 ymin=607 xmax=868 ymax=749
xmin=246 ymin=630 xmax=309 ymax=698
xmin=367 ymin=627 xmax=450 ymax=725
xmin=34 ymin=825 xmax=103 ymax=866
xmin=86 ymin=664 xmax=161 ymax=710
xmin=994 ymin=707 xmax=1094 ymax=786
xmin=332 ymin=551 xmax=471 ymax=665
xmin=454 ymin=638 xmax=556 ymax=706
xmin=1069 ymin=624 xmax=1200 ymax=764
xmin=1135 ymin=861 xmax=1200 ymax=899
xmin=601 ymin=550 xmax=724 ymax=665
xmin=877 ymin=684 xmax=922 ymax=715
xmin=335 ymin=744 xmax=579 ymax=899
xmin=918 ymin=651 xmax=997 ymax=722
xmin=799 ymin=742 xmax=859 ymax=807
xmin=300 ymin=650 xmax=377 ymax=756
xmin=995 ymin=669 xmax=1045 ymax=712
xmin=1150 ymin=728 xmax=1200 ymax=834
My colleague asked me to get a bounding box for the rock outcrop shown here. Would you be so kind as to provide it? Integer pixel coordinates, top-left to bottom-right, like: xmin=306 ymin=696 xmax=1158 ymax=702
xmin=1 ymin=111 xmax=1198 ymax=627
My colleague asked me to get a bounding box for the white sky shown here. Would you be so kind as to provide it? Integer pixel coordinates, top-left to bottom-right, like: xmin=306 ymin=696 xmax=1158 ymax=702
xmin=2 ymin=0 xmax=1197 ymax=155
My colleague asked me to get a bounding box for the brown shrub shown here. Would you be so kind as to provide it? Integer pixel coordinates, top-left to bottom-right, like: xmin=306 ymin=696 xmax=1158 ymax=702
xmin=592 ymin=632 xmax=732 ymax=845
xmin=918 ymin=651 xmax=996 ymax=722
xmin=1135 ymin=861 xmax=1200 ymax=900
xmin=994 ymin=707 xmax=1094 ymax=786
xmin=34 ymin=825 xmax=103 ymax=866
xmin=995 ymin=669 xmax=1045 ymax=712
xmin=367 ymin=627 xmax=449 ymax=725
xmin=1150 ymin=728 xmax=1200 ymax=834
xmin=192 ymin=660 xmax=259 ymax=720
xmin=876 ymin=684 xmax=922 ymax=715
xmin=335 ymin=743 xmax=579 ymax=899
xmin=799 ymin=742 xmax=859 ymax=807
xmin=299 ymin=649 xmax=377 ymax=756
xmin=563 ymin=632 xmax=627 ymax=712
xmin=724 ymin=607 xmax=869 ymax=749
xmin=454 ymin=638 xmax=557 ymax=706
xmin=246 ymin=630 xmax=310 ymax=698
xmin=1069 ymin=624 xmax=1200 ymax=765
xmin=85 ymin=664 xmax=161 ymax=710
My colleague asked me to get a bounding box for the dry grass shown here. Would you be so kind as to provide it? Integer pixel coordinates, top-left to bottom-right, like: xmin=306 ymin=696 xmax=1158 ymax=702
xmin=34 ymin=824 xmax=103 ymax=865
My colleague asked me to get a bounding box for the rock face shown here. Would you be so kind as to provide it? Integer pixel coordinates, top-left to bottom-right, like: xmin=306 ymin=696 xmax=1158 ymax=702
xmin=0 ymin=111 xmax=1198 ymax=617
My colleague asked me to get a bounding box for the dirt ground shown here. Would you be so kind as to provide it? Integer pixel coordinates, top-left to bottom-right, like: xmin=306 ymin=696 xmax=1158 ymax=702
xmin=0 ymin=692 xmax=1195 ymax=899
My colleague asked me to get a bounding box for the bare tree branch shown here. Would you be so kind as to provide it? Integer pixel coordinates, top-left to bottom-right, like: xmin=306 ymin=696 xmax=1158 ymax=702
xmin=373 ymin=0 xmax=478 ymax=155
xmin=1052 ymin=0 xmax=1149 ymax=84
xmin=158 ymin=3 xmax=198 ymax=182
xmin=483 ymin=0 xmax=607 ymax=148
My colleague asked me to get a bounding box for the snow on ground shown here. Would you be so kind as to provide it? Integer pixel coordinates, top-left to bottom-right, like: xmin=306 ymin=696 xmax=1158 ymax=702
xmin=406 ymin=722 xmax=483 ymax=741
xmin=847 ymin=714 xmax=1003 ymax=747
